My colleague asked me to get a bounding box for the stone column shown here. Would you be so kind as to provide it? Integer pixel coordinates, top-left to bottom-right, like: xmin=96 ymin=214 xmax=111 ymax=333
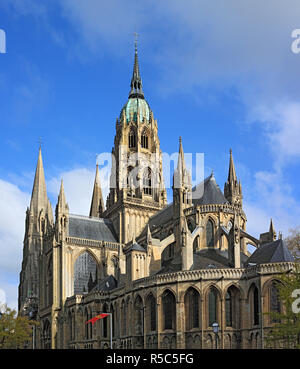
xmin=176 ymin=300 xmax=185 ymax=349
xmin=157 ymin=296 xmax=162 ymax=349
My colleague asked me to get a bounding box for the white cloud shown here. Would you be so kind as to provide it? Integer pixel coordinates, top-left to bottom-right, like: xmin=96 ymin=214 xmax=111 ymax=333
xmin=47 ymin=165 xmax=110 ymax=215
xmin=0 ymin=180 xmax=30 ymax=274
xmin=0 ymin=179 xmax=30 ymax=311
xmin=243 ymin=168 xmax=300 ymax=238
xmin=248 ymin=102 xmax=300 ymax=165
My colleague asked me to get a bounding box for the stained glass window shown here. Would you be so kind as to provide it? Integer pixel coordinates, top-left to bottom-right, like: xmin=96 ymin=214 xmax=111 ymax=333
xmin=206 ymin=220 xmax=214 ymax=247
xmin=209 ymin=287 xmax=217 ymax=326
xmin=253 ymin=286 xmax=259 ymax=326
xmin=163 ymin=290 xmax=175 ymax=330
xmin=225 ymin=292 xmax=233 ymax=327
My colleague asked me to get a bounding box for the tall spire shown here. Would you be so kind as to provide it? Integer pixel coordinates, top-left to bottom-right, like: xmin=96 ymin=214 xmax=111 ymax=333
xmin=89 ymin=164 xmax=105 ymax=217
xmin=30 ymin=146 xmax=48 ymax=214
xmin=129 ymin=36 xmax=144 ymax=99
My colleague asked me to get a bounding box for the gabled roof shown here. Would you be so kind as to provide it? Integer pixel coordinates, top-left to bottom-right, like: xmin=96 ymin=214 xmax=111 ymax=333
xmin=247 ymin=239 xmax=294 ymax=265
xmin=192 ymin=173 xmax=228 ymax=206
xmin=68 ymin=214 xmax=118 ymax=242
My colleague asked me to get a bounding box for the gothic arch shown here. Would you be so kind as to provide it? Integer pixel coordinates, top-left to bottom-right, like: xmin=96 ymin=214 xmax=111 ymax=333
xmin=128 ymin=127 xmax=137 ymax=148
xmin=141 ymin=128 xmax=149 ymax=149
xmin=262 ymin=278 xmax=283 ymax=324
xmin=143 ymin=167 xmax=152 ymax=195
xmin=161 ymin=289 xmax=176 ymax=331
xmin=205 ymin=285 xmax=221 ymax=328
xmin=134 ymin=295 xmax=143 ymax=336
xmin=224 ymin=282 xmax=246 ymax=300
xmin=145 ymin=292 xmax=157 ymax=333
xmin=159 ymin=286 xmax=177 ymax=301
xmin=224 ymin=285 xmax=241 ymax=329
xmin=179 ymin=284 xmax=201 ymax=302
xmin=205 ymin=217 xmax=216 ymax=248
xmin=184 ymin=287 xmax=200 ymax=331
xmin=261 ymin=278 xmax=282 ymax=297
xmin=247 ymin=283 xmax=260 ymax=327
xmin=73 ymin=250 xmax=99 ymax=294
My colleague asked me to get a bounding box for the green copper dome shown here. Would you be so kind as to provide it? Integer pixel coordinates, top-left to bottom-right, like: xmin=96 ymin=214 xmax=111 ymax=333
xmin=121 ymin=97 xmax=150 ymax=123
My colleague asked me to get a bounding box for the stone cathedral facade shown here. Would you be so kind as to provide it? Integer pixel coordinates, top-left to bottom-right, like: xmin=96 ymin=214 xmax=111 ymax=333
xmin=18 ymin=44 xmax=295 ymax=349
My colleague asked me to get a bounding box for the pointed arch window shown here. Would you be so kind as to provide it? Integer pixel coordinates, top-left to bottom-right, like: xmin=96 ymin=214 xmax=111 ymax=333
xmin=143 ymin=167 xmax=152 ymax=195
xmin=121 ymin=300 xmax=126 ymax=336
xmin=46 ymin=259 xmax=53 ymax=306
xmin=184 ymin=288 xmax=200 ymax=330
xmin=270 ymin=282 xmax=281 ymax=323
xmin=225 ymin=292 xmax=233 ymax=327
xmin=141 ymin=131 xmax=148 ymax=149
xmin=162 ymin=290 xmax=176 ymax=330
xmin=129 ymin=130 xmax=136 ymax=148
xmin=134 ymin=296 xmax=143 ymax=336
xmin=208 ymin=287 xmax=218 ymax=326
xmin=206 ymin=219 xmax=214 ymax=247
xmin=74 ymin=252 xmax=98 ymax=295
xmin=253 ymin=286 xmax=259 ymax=326
xmin=146 ymin=294 xmax=156 ymax=333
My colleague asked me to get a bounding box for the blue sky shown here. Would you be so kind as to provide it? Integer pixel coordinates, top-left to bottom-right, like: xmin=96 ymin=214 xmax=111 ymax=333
xmin=1 ymin=0 xmax=300 ymax=309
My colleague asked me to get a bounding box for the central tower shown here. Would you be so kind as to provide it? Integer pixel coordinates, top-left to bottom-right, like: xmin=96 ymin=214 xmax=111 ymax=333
xmin=103 ymin=42 xmax=167 ymax=244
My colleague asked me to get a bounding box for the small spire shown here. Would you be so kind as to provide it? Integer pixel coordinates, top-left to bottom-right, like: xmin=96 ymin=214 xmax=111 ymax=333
xmin=177 ymin=136 xmax=185 ymax=171
xmin=56 ymin=178 xmax=68 ymax=215
xmin=58 ymin=179 xmax=66 ymax=204
xmin=89 ymin=164 xmax=105 ymax=217
xmin=129 ymin=36 xmax=144 ymax=99
xmin=269 ymin=218 xmax=276 ymax=240
xmin=146 ymin=224 xmax=152 ymax=244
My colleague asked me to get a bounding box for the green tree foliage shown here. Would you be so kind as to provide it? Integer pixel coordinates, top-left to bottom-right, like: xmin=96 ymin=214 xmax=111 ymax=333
xmin=265 ymin=264 xmax=300 ymax=349
xmin=285 ymin=226 xmax=300 ymax=261
xmin=0 ymin=304 xmax=37 ymax=349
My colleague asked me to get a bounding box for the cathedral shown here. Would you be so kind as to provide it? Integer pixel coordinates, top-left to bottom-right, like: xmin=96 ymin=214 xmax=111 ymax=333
xmin=18 ymin=43 xmax=295 ymax=349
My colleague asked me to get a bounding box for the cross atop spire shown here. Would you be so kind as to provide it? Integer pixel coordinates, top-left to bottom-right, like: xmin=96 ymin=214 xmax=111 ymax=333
xmin=129 ymin=36 xmax=144 ymax=99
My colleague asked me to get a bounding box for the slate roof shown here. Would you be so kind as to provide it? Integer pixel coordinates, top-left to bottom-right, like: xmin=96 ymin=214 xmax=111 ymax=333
xmin=192 ymin=173 xmax=228 ymax=206
xmin=156 ymin=248 xmax=249 ymax=274
xmin=246 ymin=239 xmax=294 ymax=265
xmin=140 ymin=203 xmax=174 ymax=237
xmin=130 ymin=242 xmax=146 ymax=252
xmin=90 ymin=275 xmax=117 ymax=292
xmin=140 ymin=174 xmax=227 ymax=238
xmin=68 ymin=214 xmax=118 ymax=242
